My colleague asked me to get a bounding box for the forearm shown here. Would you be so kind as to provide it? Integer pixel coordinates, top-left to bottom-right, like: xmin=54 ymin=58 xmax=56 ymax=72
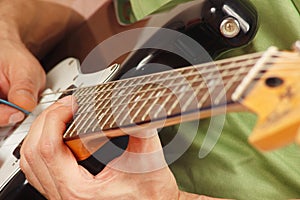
xmin=0 ymin=0 xmax=84 ymax=57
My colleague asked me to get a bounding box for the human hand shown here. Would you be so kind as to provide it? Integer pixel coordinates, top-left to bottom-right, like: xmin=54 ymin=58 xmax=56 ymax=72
xmin=0 ymin=38 xmax=46 ymax=126
xmin=20 ymin=96 xmax=226 ymax=200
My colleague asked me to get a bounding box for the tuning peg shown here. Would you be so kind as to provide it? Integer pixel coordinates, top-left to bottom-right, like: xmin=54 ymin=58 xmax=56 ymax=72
xmin=292 ymin=40 xmax=300 ymax=53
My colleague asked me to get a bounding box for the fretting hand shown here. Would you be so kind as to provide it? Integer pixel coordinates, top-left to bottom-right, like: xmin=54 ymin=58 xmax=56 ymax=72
xmin=20 ymin=96 xmax=226 ymax=200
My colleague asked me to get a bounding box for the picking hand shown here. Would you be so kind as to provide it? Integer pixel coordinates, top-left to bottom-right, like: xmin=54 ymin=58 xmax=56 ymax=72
xmin=0 ymin=39 xmax=46 ymax=126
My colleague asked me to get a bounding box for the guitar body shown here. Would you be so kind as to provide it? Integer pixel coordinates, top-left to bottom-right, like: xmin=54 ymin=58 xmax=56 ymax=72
xmin=0 ymin=59 xmax=119 ymax=200
xmin=0 ymin=0 xmax=258 ymax=199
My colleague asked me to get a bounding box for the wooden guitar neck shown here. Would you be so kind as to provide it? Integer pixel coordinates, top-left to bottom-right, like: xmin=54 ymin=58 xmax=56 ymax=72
xmin=62 ymin=46 xmax=300 ymax=161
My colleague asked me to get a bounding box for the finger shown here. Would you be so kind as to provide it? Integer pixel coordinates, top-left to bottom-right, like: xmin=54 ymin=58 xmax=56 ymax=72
xmin=0 ymin=104 xmax=24 ymax=126
xmin=38 ymin=97 xmax=88 ymax=196
xmin=8 ymin=60 xmax=45 ymax=112
xmin=106 ymin=129 xmax=167 ymax=173
xmin=127 ymin=129 xmax=162 ymax=153
xmin=20 ymin=97 xmax=75 ymax=200
xmin=19 ymin=156 xmax=46 ymax=196
xmin=20 ymin=110 xmax=62 ymax=200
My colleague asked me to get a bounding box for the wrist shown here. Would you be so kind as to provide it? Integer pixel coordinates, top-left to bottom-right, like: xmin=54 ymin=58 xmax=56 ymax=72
xmin=0 ymin=0 xmax=32 ymax=43
xmin=0 ymin=19 xmax=22 ymax=43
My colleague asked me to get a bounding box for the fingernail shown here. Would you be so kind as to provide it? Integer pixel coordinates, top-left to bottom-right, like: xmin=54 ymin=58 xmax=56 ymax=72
xmin=9 ymin=112 xmax=25 ymax=124
xmin=57 ymin=96 xmax=72 ymax=106
xmin=16 ymin=89 xmax=36 ymax=102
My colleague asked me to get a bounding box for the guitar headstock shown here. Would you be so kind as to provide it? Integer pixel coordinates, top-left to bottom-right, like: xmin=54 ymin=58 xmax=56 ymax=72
xmin=235 ymin=44 xmax=300 ymax=151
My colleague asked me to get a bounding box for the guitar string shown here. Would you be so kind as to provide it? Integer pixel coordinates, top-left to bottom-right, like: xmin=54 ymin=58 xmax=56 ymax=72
xmin=39 ymin=55 xmax=289 ymax=108
xmin=11 ymin=62 xmax=260 ymax=134
xmin=40 ymin=51 xmax=266 ymax=97
xmin=2 ymin=64 xmax=254 ymax=145
xmin=60 ymin=52 xmax=300 ymax=108
xmin=5 ymin=70 xmax=295 ymax=148
xmin=2 ymin=71 xmax=282 ymax=147
xmin=2 ymin=51 xmax=297 ymax=145
xmin=40 ymin=50 xmax=298 ymax=103
xmin=38 ymin=63 xmax=299 ymax=110
xmin=7 ymin=50 xmax=295 ymax=131
xmin=41 ymin=53 xmax=300 ymax=135
xmin=49 ymin=65 xmax=254 ymax=101
xmin=40 ymin=56 xmax=264 ymax=104
xmin=3 ymin=53 xmax=278 ymax=132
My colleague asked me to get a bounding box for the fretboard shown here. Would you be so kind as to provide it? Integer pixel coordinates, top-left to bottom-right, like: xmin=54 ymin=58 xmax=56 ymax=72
xmin=63 ymin=51 xmax=269 ymax=142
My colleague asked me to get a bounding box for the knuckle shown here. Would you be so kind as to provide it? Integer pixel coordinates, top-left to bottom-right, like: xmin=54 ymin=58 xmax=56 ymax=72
xmin=19 ymin=158 xmax=28 ymax=173
xmin=45 ymin=109 xmax=60 ymax=120
xmin=38 ymin=139 xmax=55 ymax=161
xmin=22 ymin=146 xmax=36 ymax=165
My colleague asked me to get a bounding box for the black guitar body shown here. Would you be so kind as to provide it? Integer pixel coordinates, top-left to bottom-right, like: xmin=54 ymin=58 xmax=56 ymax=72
xmin=0 ymin=0 xmax=258 ymax=199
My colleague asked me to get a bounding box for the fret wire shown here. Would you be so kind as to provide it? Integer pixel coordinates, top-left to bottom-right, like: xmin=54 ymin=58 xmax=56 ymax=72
xmin=76 ymin=111 xmax=95 ymax=133
xmin=83 ymin=96 xmax=111 ymax=134
xmin=76 ymin=89 xmax=101 ymax=115
xmin=83 ymin=110 xmax=99 ymax=134
xmin=73 ymin=85 xmax=113 ymax=136
xmin=92 ymin=97 xmax=112 ymax=131
xmin=76 ymin=87 xmax=98 ymax=113
xmin=100 ymin=109 xmax=114 ymax=130
xmin=68 ymin=111 xmax=89 ymax=137
xmin=174 ymin=66 xmax=220 ymax=112
xmin=183 ymin=81 xmax=206 ymax=112
xmin=68 ymin=73 xmax=256 ymax=137
xmin=92 ymin=113 xmax=105 ymax=132
xmin=71 ymin=66 xmax=234 ymax=99
xmin=196 ymin=69 xmax=224 ymax=108
xmin=60 ymin=52 xmax=286 ymax=136
xmin=78 ymin=87 xmax=99 ymax=132
xmin=167 ymin=92 xmax=184 ymax=116
xmin=109 ymin=81 xmax=153 ymax=128
xmin=167 ymin=82 xmax=191 ymax=116
xmin=78 ymin=75 xmax=170 ymax=110
xmin=153 ymin=88 xmax=173 ymax=119
xmin=197 ymin=76 xmax=216 ymax=108
xmin=91 ymin=99 xmax=111 ymax=132
xmin=212 ymin=64 xmax=232 ymax=105
xmin=59 ymin=54 xmax=278 ymax=138
xmin=41 ymin=53 xmax=300 ymax=138
xmin=69 ymin=56 xmax=263 ymax=100
xmin=141 ymin=89 xmax=168 ymax=121
xmin=120 ymin=84 xmax=155 ymax=124
xmin=142 ymin=71 xmax=187 ymax=119
xmin=214 ymin=58 xmax=253 ymax=104
xmin=75 ymin=87 xmax=93 ymax=104
xmin=75 ymin=60 xmax=253 ymax=112
xmin=96 ymin=81 xmax=116 ymax=94
xmin=64 ymin=122 xmax=75 ymax=138
xmin=181 ymin=74 xmax=205 ymax=112
xmin=120 ymin=92 xmax=154 ymax=125
xmin=111 ymin=75 xmax=148 ymax=106
xmin=41 ymin=52 xmax=270 ymax=98
xmin=76 ymin=68 xmax=252 ymax=118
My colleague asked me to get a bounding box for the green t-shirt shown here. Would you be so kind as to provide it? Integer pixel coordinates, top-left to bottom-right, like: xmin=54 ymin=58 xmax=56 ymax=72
xmin=130 ymin=0 xmax=300 ymax=199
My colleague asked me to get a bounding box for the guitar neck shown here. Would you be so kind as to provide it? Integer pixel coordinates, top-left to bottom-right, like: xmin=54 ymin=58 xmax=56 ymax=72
xmin=62 ymin=50 xmax=272 ymax=160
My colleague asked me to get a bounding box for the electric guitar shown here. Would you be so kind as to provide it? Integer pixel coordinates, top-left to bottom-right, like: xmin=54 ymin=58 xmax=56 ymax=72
xmin=50 ymin=44 xmax=300 ymax=160
xmin=2 ymin=44 xmax=300 ymax=199
xmin=0 ymin=0 xmax=260 ymax=199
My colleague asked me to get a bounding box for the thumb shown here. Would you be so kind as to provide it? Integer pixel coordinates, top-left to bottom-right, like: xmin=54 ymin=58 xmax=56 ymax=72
xmin=107 ymin=129 xmax=167 ymax=173
xmin=8 ymin=72 xmax=44 ymax=112
xmin=126 ymin=129 xmax=162 ymax=153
